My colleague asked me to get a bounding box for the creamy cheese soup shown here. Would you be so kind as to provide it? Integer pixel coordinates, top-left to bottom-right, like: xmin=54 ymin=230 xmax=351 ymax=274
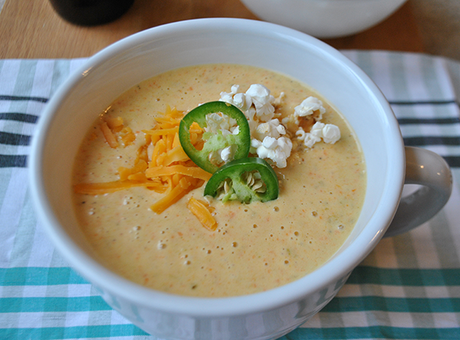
xmin=72 ymin=64 xmax=366 ymax=297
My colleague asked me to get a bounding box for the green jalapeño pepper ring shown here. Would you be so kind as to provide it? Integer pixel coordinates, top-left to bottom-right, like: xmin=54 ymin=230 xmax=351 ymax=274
xmin=204 ymin=157 xmax=279 ymax=203
xmin=179 ymin=101 xmax=251 ymax=173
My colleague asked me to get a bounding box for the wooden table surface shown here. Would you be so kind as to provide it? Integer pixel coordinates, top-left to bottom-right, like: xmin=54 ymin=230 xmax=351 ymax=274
xmin=0 ymin=0 xmax=424 ymax=59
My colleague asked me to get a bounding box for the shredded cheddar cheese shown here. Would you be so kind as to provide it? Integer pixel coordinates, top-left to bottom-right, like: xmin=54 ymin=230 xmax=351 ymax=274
xmin=100 ymin=121 xmax=119 ymax=148
xmin=187 ymin=197 xmax=217 ymax=231
xmin=74 ymin=106 xmax=217 ymax=230
xmin=100 ymin=116 xmax=136 ymax=148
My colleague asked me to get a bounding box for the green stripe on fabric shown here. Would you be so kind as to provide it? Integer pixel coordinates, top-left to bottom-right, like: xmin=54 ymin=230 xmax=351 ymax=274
xmin=2 ymin=295 xmax=459 ymax=314
xmin=0 ymin=169 xmax=14 ymax=218
xmin=453 ymin=169 xmax=460 ymax=202
xmin=2 ymin=266 xmax=460 ymax=286
xmin=0 ymin=267 xmax=88 ymax=285
xmin=9 ymin=190 xmax=42 ymax=268
xmin=419 ymin=55 xmax=450 ymax=102
xmin=348 ymin=266 xmax=460 ymax=286
xmin=7 ymin=61 xmax=39 ymax=135
xmin=50 ymin=60 xmax=73 ymax=97
xmin=0 ymin=324 xmax=148 ymax=340
xmin=322 ymin=296 xmax=460 ymax=313
xmin=353 ymin=51 xmax=375 ymax=80
xmin=282 ymin=326 xmax=460 ymax=339
xmin=0 ymin=296 xmax=111 ymax=313
xmin=388 ymin=53 xmax=410 ymax=102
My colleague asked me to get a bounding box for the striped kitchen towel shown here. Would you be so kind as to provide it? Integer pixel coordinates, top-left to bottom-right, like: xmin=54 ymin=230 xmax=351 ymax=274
xmin=1 ymin=51 xmax=460 ymax=339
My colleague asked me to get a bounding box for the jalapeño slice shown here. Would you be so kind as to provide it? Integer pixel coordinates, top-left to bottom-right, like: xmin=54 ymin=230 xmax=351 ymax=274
xmin=179 ymin=101 xmax=250 ymax=173
xmin=204 ymin=157 xmax=279 ymax=203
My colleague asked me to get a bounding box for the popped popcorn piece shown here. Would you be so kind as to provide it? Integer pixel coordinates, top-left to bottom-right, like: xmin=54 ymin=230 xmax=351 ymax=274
xmin=245 ymin=84 xmax=275 ymax=122
xmin=209 ymin=145 xmax=237 ymax=166
xmin=220 ymin=145 xmax=235 ymax=162
xmin=251 ymin=136 xmax=292 ymax=168
xmin=205 ymin=112 xmax=238 ymax=136
xmin=297 ymin=122 xmax=341 ymax=148
xmin=273 ymin=92 xmax=285 ymax=106
xmin=220 ymin=85 xmax=251 ymax=112
xmin=253 ymin=118 xmax=286 ymax=141
xmin=310 ymin=121 xmax=325 ymax=136
xmin=296 ymin=128 xmax=321 ymax=148
xmin=322 ymin=124 xmax=341 ymax=144
xmin=294 ymin=96 xmax=326 ymax=120
xmin=282 ymin=96 xmax=326 ymax=129
xmin=220 ymin=84 xmax=276 ymax=123
xmin=219 ymin=85 xmax=239 ymax=103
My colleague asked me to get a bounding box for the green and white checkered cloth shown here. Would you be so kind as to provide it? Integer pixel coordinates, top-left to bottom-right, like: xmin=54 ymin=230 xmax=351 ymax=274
xmin=1 ymin=51 xmax=460 ymax=339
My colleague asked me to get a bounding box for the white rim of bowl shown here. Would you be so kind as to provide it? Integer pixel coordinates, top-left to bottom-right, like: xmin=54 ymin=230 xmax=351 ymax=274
xmin=29 ymin=18 xmax=404 ymax=317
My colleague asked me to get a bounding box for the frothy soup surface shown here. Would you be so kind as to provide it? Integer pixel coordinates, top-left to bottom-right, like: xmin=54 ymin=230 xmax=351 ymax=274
xmin=72 ymin=64 xmax=366 ymax=297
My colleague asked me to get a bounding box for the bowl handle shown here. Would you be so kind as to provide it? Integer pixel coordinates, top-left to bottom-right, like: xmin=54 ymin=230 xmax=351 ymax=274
xmin=384 ymin=146 xmax=453 ymax=237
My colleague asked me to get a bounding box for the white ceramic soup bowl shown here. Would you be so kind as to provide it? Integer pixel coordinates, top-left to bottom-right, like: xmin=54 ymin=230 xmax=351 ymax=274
xmin=29 ymin=18 xmax=451 ymax=340
xmin=240 ymin=0 xmax=407 ymax=38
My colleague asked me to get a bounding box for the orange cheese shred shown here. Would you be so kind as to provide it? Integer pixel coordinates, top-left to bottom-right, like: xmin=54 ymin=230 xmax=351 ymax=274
xmin=100 ymin=121 xmax=119 ymax=148
xmin=118 ymin=159 xmax=148 ymax=181
xmin=143 ymin=127 xmax=178 ymax=137
xmin=106 ymin=116 xmax=124 ymax=131
xmin=100 ymin=116 xmax=137 ymax=148
xmin=150 ymin=177 xmax=194 ymax=214
xmin=187 ymin=197 xmax=217 ymax=231
xmin=145 ymin=165 xmax=211 ymax=181
xmin=74 ymin=180 xmax=165 ymax=195
xmin=120 ymin=126 xmax=136 ymax=146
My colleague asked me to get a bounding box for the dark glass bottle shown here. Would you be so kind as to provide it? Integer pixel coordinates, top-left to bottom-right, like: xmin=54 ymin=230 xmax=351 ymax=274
xmin=49 ymin=0 xmax=135 ymax=26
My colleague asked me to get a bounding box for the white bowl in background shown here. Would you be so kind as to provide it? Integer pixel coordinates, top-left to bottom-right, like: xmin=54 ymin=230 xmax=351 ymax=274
xmin=29 ymin=18 xmax=450 ymax=340
xmin=240 ymin=0 xmax=407 ymax=38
